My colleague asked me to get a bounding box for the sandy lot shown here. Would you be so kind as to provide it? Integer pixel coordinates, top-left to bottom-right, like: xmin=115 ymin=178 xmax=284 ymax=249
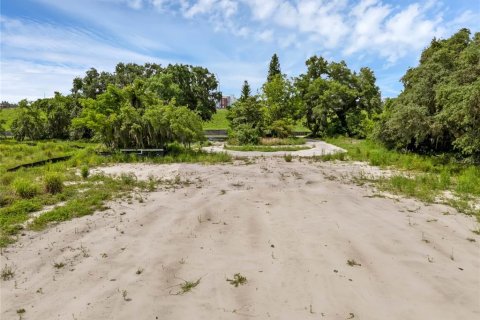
xmin=1 ymin=158 xmax=479 ymax=320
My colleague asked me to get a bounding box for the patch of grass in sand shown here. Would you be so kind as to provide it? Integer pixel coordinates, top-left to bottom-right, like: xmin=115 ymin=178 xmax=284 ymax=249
xmin=323 ymin=137 xmax=480 ymax=222
xmin=226 ymin=273 xmax=247 ymax=287
xmin=0 ymin=140 xmax=231 ymax=247
xmin=173 ymin=278 xmax=201 ymax=295
xmin=346 ymin=259 xmax=361 ymax=267
xmin=225 ymin=144 xmax=310 ymax=152
xmin=284 ymin=154 xmax=293 ymax=162
xmin=1 ymin=264 xmax=15 ymax=280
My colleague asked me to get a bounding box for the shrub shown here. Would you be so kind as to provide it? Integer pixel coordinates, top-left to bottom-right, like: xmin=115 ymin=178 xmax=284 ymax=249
xmin=13 ymin=179 xmax=39 ymax=199
xmin=81 ymin=165 xmax=90 ymax=179
xmin=284 ymin=154 xmax=293 ymax=162
xmin=44 ymin=173 xmax=64 ymax=194
xmin=230 ymin=124 xmax=260 ymax=145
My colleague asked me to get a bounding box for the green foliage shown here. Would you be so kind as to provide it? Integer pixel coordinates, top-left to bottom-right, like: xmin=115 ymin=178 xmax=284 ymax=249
xmin=11 ymin=100 xmax=47 ymax=141
xmin=0 ymin=107 xmax=19 ymax=131
xmin=240 ymin=80 xmax=251 ymax=101
xmin=203 ymin=109 xmax=229 ymax=130
xmin=81 ymin=165 xmax=90 ymax=179
xmin=375 ymin=29 xmax=480 ymax=159
xmin=225 ymin=145 xmax=309 ymax=152
xmin=268 ymin=53 xmax=281 ymax=82
xmin=44 ymin=173 xmax=64 ymax=194
xmin=295 ymin=56 xmax=381 ymax=137
xmin=228 ymin=124 xmax=260 ymax=145
xmin=74 ymin=82 xmax=205 ymax=149
xmin=13 ymin=179 xmax=39 ymax=199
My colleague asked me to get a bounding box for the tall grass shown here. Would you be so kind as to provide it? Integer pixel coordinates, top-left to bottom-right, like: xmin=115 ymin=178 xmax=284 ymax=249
xmin=324 ymin=137 xmax=480 ymax=221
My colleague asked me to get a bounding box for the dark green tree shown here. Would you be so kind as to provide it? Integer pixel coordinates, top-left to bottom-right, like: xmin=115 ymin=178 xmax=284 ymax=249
xmin=240 ymin=80 xmax=251 ymax=101
xmin=267 ymin=54 xmax=281 ymax=82
xmin=374 ymin=28 xmax=480 ymax=158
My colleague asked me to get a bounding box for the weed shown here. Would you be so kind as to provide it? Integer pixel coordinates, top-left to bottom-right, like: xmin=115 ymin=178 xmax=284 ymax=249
xmin=53 ymin=262 xmax=65 ymax=269
xmin=81 ymin=165 xmax=90 ymax=179
xmin=13 ymin=179 xmax=39 ymax=199
xmin=16 ymin=308 xmax=25 ymax=319
xmin=136 ymin=268 xmax=144 ymax=275
xmin=44 ymin=173 xmax=64 ymax=194
xmin=226 ymin=273 xmax=247 ymax=287
xmin=225 ymin=145 xmax=309 ymax=152
xmin=122 ymin=289 xmax=131 ymax=301
xmin=472 ymin=229 xmax=480 ymax=235
xmin=284 ymin=154 xmax=293 ymax=162
xmin=346 ymin=259 xmax=361 ymax=267
xmin=1 ymin=264 xmax=15 ymax=281
xmin=466 ymin=237 xmax=476 ymax=242
xmin=219 ymin=189 xmax=226 ymax=195
xmin=178 ymin=278 xmax=201 ymax=294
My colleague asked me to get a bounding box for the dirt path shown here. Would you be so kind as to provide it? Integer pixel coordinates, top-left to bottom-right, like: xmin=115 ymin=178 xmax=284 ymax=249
xmin=1 ymin=159 xmax=479 ymax=319
xmin=202 ymin=140 xmax=345 ymax=157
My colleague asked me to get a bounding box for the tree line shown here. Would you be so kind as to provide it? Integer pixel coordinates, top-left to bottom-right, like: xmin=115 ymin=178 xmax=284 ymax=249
xmin=2 ymin=28 xmax=478 ymax=160
xmin=8 ymin=63 xmax=221 ymax=148
xmin=228 ymin=28 xmax=479 ymax=160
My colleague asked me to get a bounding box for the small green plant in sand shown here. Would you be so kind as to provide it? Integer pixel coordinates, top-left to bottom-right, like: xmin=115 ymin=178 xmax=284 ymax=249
xmin=226 ymin=273 xmax=247 ymax=287
xmin=1 ymin=264 xmax=15 ymax=281
xmin=81 ymin=165 xmax=90 ymax=179
xmin=16 ymin=308 xmax=26 ymax=320
xmin=347 ymin=259 xmax=361 ymax=267
xmin=53 ymin=262 xmax=65 ymax=269
xmin=284 ymin=154 xmax=293 ymax=162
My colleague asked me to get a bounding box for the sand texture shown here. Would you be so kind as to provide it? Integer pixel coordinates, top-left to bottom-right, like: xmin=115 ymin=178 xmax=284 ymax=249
xmin=1 ymin=158 xmax=479 ymax=319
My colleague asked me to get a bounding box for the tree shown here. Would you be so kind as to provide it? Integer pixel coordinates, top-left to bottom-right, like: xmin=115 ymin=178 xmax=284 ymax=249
xmin=374 ymin=28 xmax=480 ymax=158
xmin=240 ymin=80 xmax=251 ymax=101
xmin=11 ymin=100 xmax=46 ymax=141
xmin=227 ymin=96 xmax=263 ymax=144
xmin=262 ymin=74 xmax=299 ymax=137
xmin=267 ymin=54 xmax=281 ymax=82
xmin=295 ymin=56 xmax=381 ymax=137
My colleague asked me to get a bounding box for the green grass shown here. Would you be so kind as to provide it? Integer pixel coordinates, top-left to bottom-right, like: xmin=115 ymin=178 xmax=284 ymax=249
xmin=0 ymin=108 xmax=19 ymax=131
xmin=324 ymin=137 xmax=480 ymax=221
xmin=202 ymin=109 xmax=310 ymax=133
xmin=203 ymin=109 xmax=229 ymax=130
xmin=225 ymin=145 xmax=310 ymax=152
xmin=0 ymin=140 xmax=231 ymax=247
xmin=259 ymin=137 xmax=306 ymax=146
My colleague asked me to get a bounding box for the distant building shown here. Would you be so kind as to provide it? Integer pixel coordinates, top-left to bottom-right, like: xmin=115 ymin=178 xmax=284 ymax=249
xmin=217 ymin=95 xmax=236 ymax=109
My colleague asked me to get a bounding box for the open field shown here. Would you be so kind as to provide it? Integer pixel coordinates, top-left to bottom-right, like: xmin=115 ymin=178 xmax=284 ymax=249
xmin=1 ymin=157 xmax=479 ymax=319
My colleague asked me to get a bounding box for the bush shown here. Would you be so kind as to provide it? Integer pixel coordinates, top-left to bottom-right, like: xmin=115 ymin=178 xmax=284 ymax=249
xmin=229 ymin=124 xmax=260 ymax=145
xmin=284 ymin=154 xmax=293 ymax=162
xmin=44 ymin=173 xmax=64 ymax=194
xmin=268 ymin=119 xmax=293 ymax=138
xmin=13 ymin=179 xmax=39 ymax=199
xmin=81 ymin=165 xmax=89 ymax=179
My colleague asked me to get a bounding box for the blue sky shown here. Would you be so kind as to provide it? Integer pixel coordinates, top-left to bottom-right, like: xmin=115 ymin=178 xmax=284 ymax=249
xmin=1 ymin=0 xmax=479 ymax=102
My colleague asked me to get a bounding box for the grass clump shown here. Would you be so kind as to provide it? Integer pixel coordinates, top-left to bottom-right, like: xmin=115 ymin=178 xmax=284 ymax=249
xmin=284 ymin=154 xmax=293 ymax=162
xmin=176 ymin=278 xmax=201 ymax=295
xmin=1 ymin=264 xmax=15 ymax=280
xmin=347 ymin=259 xmax=362 ymax=267
xmin=81 ymin=165 xmax=89 ymax=179
xmin=44 ymin=173 xmax=64 ymax=194
xmin=226 ymin=273 xmax=247 ymax=287
xmin=13 ymin=179 xmax=39 ymax=199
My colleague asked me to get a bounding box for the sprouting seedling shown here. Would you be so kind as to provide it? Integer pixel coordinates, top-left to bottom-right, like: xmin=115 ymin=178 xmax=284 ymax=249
xmin=226 ymin=273 xmax=247 ymax=287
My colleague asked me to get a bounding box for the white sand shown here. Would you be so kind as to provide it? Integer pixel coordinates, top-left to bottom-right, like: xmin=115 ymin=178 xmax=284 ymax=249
xmin=1 ymin=158 xmax=479 ymax=320
xmin=203 ymin=140 xmax=345 ymax=157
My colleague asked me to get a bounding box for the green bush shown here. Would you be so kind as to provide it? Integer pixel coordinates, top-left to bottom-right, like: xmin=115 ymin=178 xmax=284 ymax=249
xmin=81 ymin=165 xmax=90 ymax=179
xmin=229 ymin=124 xmax=260 ymax=145
xmin=44 ymin=173 xmax=64 ymax=194
xmin=13 ymin=179 xmax=39 ymax=199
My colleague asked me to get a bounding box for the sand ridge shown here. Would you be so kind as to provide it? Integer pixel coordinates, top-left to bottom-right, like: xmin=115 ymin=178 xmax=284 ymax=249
xmin=1 ymin=158 xmax=479 ymax=319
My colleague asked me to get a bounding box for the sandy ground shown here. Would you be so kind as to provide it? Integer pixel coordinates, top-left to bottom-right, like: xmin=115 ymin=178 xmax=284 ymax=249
xmin=202 ymin=141 xmax=345 ymax=157
xmin=1 ymin=158 xmax=479 ymax=320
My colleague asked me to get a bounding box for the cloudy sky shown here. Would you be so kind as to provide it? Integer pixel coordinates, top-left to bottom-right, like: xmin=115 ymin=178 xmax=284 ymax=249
xmin=1 ymin=0 xmax=479 ymax=102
